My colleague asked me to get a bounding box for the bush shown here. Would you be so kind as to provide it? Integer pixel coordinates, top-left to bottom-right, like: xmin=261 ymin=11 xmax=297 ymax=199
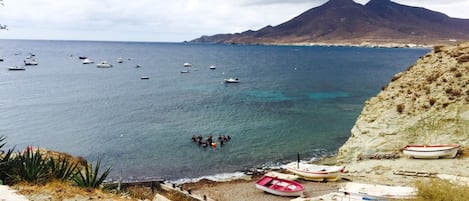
xmin=411 ymin=179 xmax=469 ymax=201
xmin=72 ymin=160 xmax=111 ymax=188
xmin=48 ymin=154 xmax=78 ymax=181
xmin=11 ymin=148 xmax=50 ymax=184
xmin=0 ymin=136 xmax=15 ymax=184
xmin=397 ymin=103 xmax=405 ymax=114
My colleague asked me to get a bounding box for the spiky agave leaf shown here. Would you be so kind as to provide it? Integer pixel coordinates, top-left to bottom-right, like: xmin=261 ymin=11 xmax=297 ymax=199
xmin=12 ymin=148 xmax=50 ymax=184
xmin=73 ymin=160 xmax=111 ymax=188
xmin=48 ymin=154 xmax=78 ymax=181
xmin=0 ymin=136 xmax=15 ymax=183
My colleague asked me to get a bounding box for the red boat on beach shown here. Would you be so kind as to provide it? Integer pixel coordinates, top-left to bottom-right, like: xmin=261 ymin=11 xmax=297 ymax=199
xmin=255 ymin=175 xmax=304 ymax=197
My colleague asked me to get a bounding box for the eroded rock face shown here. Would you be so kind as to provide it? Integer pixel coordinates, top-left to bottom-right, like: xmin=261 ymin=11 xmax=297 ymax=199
xmin=337 ymin=42 xmax=469 ymax=162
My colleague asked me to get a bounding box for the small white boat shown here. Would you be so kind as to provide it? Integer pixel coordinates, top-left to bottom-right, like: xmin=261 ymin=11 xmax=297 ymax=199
xmin=180 ymin=70 xmax=190 ymax=73
xmin=402 ymin=144 xmax=460 ymax=159
xmin=96 ymin=61 xmax=113 ymax=68
xmin=140 ymin=76 xmax=149 ymax=80
xmin=117 ymin=58 xmax=124 ymax=63
xmin=82 ymin=58 xmax=94 ymax=64
xmin=338 ymin=182 xmax=416 ymax=200
xmin=285 ymin=162 xmax=344 ymax=181
xmin=24 ymin=59 xmax=38 ymax=66
xmin=265 ymin=171 xmax=299 ymax=181
xmin=183 ymin=62 xmax=192 ymax=67
xmin=224 ymin=77 xmax=240 ymax=83
xmin=209 ymin=65 xmax=216 ymax=70
xmin=135 ymin=64 xmax=142 ymax=68
xmin=255 ymin=175 xmax=304 ymax=197
xmin=8 ymin=66 xmax=26 ymax=71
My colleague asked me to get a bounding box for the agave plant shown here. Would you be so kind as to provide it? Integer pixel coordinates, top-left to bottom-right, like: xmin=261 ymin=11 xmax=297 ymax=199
xmin=72 ymin=160 xmax=111 ymax=188
xmin=48 ymin=154 xmax=78 ymax=181
xmin=11 ymin=148 xmax=50 ymax=184
xmin=0 ymin=136 xmax=15 ymax=184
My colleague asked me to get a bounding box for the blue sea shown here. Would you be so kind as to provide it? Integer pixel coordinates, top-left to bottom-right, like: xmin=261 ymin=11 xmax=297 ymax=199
xmin=0 ymin=40 xmax=429 ymax=182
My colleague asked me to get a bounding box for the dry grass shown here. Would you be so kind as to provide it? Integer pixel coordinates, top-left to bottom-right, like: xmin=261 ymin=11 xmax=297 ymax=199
xmin=126 ymin=186 xmax=156 ymax=200
xmin=14 ymin=180 xmax=138 ymax=201
xmin=410 ymin=179 xmax=469 ymax=201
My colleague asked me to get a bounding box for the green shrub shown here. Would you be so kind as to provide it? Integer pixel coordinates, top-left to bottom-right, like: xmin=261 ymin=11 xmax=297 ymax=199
xmin=11 ymin=148 xmax=50 ymax=184
xmin=48 ymin=154 xmax=78 ymax=181
xmin=0 ymin=136 xmax=15 ymax=184
xmin=72 ymin=160 xmax=111 ymax=188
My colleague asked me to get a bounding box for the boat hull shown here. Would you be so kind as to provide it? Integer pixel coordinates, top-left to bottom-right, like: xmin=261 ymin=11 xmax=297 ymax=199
xmin=403 ymin=144 xmax=460 ymax=159
xmin=285 ymin=162 xmax=344 ymax=181
xmin=255 ymin=175 xmax=304 ymax=197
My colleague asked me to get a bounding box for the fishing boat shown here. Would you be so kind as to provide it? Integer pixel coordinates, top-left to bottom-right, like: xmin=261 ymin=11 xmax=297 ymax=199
xmin=117 ymin=58 xmax=124 ymax=63
xmin=209 ymin=65 xmax=216 ymax=70
xmin=224 ymin=77 xmax=240 ymax=83
xmin=183 ymin=62 xmax=192 ymax=67
xmin=78 ymin=56 xmax=88 ymax=59
xmin=96 ymin=61 xmax=113 ymax=68
xmin=285 ymin=162 xmax=344 ymax=181
xmin=140 ymin=76 xmax=149 ymax=80
xmin=338 ymin=182 xmax=416 ymax=200
xmin=265 ymin=171 xmax=299 ymax=181
xmin=255 ymin=175 xmax=304 ymax=197
xmin=402 ymin=144 xmax=460 ymax=159
xmin=180 ymin=70 xmax=190 ymax=73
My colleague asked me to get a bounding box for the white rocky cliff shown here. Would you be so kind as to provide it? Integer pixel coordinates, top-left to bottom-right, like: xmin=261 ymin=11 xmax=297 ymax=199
xmin=338 ymin=42 xmax=469 ymax=162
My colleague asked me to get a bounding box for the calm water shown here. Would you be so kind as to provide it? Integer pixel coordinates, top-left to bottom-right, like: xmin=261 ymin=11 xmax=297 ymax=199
xmin=0 ymin=40 xmax=428 ymax=181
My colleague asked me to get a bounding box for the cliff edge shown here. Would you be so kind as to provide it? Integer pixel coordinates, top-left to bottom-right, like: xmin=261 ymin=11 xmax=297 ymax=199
xmin=338 ymin=42 xmax=469 ymax=162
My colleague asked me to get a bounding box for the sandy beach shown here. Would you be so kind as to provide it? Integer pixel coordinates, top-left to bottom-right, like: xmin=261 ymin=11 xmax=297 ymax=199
xmin=184 ymin=152 xmax=469 ymax=201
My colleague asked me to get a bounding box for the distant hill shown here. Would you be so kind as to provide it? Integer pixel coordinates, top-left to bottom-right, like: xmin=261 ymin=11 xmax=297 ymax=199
xmin=191 ymin=0 xmax=469 ymax=46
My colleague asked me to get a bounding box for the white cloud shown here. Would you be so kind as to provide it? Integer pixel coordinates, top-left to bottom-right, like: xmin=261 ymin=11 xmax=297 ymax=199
xmin=0 ymin=0 xmax=468 ymax=42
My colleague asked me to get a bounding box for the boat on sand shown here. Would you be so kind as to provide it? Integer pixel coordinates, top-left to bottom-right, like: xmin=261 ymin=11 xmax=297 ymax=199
xmin=402 ymin=144 xmax=460 ymax=159
xmin=255 ymin=175 xmax=304 ymax=197
xmin=285 ymin=162 xmax=344 ymax=181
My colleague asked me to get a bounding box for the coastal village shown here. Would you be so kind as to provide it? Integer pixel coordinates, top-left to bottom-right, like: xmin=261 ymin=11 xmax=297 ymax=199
xmin=2 ymin=0 xmax=469 ymax=201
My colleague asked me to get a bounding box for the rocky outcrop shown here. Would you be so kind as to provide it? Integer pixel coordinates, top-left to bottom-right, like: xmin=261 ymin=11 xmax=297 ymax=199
xmin=337 ymin=42 xmax=469 ymax=162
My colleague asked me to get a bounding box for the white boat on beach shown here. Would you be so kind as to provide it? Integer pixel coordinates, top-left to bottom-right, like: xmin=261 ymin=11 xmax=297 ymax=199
xmin=338 ymin=182 xmax=416 ymax=200
xmin=255 ymin=175 xmax=304 ymax=197
xmin=265 ymin=171 xmax=299 ymax=181
xmin=402 ymin=144 xmax=460 ymax=159
xmin=96 ymin=61 xmax=113 ymax=68
xmin=82 ymin=58 xmax=94 ymax=64
xmin=285 ymin=162 xmax=344 ymax=181
xmin=224 ymin=78 xmax=240 ymax=83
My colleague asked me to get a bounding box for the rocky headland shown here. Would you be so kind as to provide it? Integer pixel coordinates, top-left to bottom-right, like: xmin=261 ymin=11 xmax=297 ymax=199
xmin=338 ymin=42 xmax=469 ymax=162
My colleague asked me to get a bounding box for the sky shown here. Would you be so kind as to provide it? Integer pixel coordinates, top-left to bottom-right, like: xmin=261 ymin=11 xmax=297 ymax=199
xmin=0 ymin=0 xmax=469 ymax=42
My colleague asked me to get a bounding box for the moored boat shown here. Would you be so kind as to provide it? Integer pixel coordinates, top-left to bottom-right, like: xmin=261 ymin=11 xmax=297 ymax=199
xmin=180 ymin=70 xmax=190 ymax=73
xmin=224 ymin=77 xmax=240 ymax=83
xmin=183 ymin=62 xmax=192 ymax=67
xmin=24 ymin=59 xmax=38 ymax=66
xmin=402 ymin=144 xmax=460 ymax=159
xmin=140 ymin=76 xmax=149 ymax=80
xmin=96 ymin=61 xmax=113 ymax=68
xmin=209 ymin=65 xmax=216 ymax=70
xmin=255 ymin=175 xmax=304 ymax=197
xmin=117 ymin=58 xmax=124 ymax=63
xmin=285 ymin=162 xmax=344 ymax=181
xmin=8 ymin=66 xmax=26 ymax=71
xmin=82 ymin=58 xmax=94 ymax=64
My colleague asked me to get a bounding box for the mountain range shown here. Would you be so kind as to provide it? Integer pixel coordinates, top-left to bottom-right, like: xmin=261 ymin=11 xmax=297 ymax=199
xmin=191 ymin=0 xmax=469 ymax=46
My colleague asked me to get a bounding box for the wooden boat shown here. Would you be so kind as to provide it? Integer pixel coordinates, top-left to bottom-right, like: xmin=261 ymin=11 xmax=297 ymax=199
xmin=285 ymin=162 xmax=344 ymax=181
xmin=255 ymin=175 xmax=304 ymax=197
xmin=402 ymin=144 xmax=460 ymax=159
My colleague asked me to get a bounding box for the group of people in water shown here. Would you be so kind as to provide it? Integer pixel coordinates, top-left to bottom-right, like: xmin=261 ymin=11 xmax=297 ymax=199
xmin=191 ymin=134 xmax=231 ymax=148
